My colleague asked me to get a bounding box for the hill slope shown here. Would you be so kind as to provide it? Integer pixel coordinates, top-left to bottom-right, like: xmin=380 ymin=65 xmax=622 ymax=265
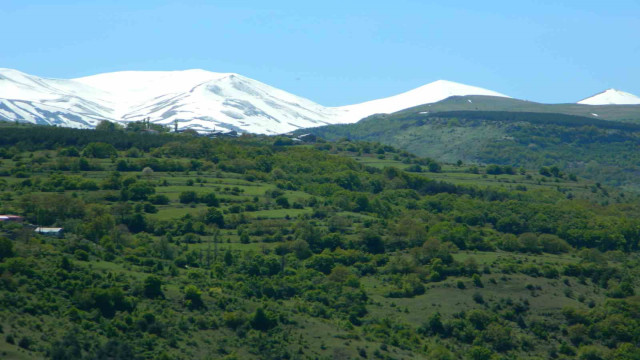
xmin=1 ymin=124 xmax=640 ymax=359
xmin=302 ymin=103 xmax=640 ymax=190
xmin=391 ymin=95 xmax=640 ymax=123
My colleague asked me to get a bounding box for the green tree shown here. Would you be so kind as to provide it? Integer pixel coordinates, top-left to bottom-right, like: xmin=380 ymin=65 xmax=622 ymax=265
xmin=201 ymin=192 xmax=219 ymax=206
xmin=0 ymin=237 xmax=14 ymax=260
xmin=184 ymin=285 xmax=204 ymax=310
xmin=250 ymin=307 xmax=276 ymax=331
xmin=179 ymin=191 xmax=198 ymax=204
xmin=204 ymin=208 xmax=224 ymax=228
xmin=361 ymin=230 xmax=385 ymax=254
xmin=275 ymin=196 xmax=290 ymax=208
xmin=95 ymin=120 xmax=123 ymax=132
xmin=143 ymin=276 xmax=164 ymax=299
xmin=468 ymin=346 xmax=493 ymax=360
xmin=472 ymin=274 xmax=484 ymax=288
xmin=82 ymin=142 xmax=118 ymax=158
xmin=127 ymin=181 xmax=155 ymax=201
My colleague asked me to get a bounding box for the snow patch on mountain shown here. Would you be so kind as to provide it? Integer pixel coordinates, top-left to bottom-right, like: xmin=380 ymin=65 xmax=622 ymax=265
xmin=578 ymin=89 xmax=640 ymax=105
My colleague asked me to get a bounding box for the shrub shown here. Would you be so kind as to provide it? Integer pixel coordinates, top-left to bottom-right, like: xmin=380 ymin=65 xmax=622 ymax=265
xmin=179 ymin=191 xmax=198 ymax=204
xmin=472 ymin=274 xmax=484 ymax=288
xmin=149 ymin=194 xmax=170 ymax=205
xmin=472 ymin=292 xmax=484 ymax=304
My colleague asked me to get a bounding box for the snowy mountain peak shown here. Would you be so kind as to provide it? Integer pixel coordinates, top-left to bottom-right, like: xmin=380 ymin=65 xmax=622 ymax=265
xmin=578 ymin=88 xmax=640 ymax=105
xmin=333 ymin=79 xmax=509 ymax=123
xmin=0 ymin=68 xmax=509 ymax=133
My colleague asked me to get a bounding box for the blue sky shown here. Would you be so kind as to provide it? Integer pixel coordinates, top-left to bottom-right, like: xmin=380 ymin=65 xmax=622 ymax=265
xmin=2 ymin=0 xmax=639 ymax=105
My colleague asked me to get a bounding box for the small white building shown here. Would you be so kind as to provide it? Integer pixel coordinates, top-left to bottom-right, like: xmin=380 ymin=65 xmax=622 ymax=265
xmin=34 ymin=227 xmax=64 ymax=237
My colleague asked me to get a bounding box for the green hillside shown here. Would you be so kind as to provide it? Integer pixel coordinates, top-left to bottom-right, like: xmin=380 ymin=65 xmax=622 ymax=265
xmin=1 ymin=123 xmax=640 ymax=359
xmin=397 ymin=95 xmax=640 ymax=123
xmin=304 ymin=107 xmax=640 ymax=192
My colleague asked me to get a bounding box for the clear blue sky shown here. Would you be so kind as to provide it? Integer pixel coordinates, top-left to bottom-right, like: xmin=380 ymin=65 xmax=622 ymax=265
xmin=2 ymin=0 xmax=639 ymax=105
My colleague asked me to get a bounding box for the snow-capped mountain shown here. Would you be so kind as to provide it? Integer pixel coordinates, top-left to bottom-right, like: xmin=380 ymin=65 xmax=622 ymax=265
xmin=0 ymin=68 xmax=113 ymax=127
xmin=333 ymin=80 xmax=509 ymax=123
xmin=578 ymin=89 xmax=640 ymax=105
xmin=0 ymin=68 xmax=509 ymax=134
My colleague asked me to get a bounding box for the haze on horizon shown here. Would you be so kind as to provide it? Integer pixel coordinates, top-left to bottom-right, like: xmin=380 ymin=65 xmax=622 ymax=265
xmin=1 ymin=0 xmax=638 ymax=106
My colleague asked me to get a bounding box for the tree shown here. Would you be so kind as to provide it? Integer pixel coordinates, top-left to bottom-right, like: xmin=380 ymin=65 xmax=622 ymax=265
xmin=184 ymin=285 xmax=204 ymax=310
xmin=361 ymin=230 xmax=385 ymax=254
xmin=127 ymin=182 xmax=155 ymax=201
xmin=483 ymin=323 xmax=515 ymax=352
xmin=143 ymin=276 xmax=164 ymax=299
xmin=275 ymin=196 xmax=290 ymax=208
xmin=204 ymin=208 xmax=224 ymax=228
xmin=149 ymin=194 xmax=170 ymax=205
xmin=468 ymin=346 xmax=493 ymax=360
xmin=0 ymin=237 xmax=14 ymax=260
xmin=142 ymin=167 xmax=154 ymax=179
xmin=179 ymin=191 xmax=198 ymax=204
xmin=82 ymin=205 xmax=116 ymax=241
xmin=201 ymin=193 xmax=219 ymax=207
xmin=223 ymin=249 xmax=233 ymax=266
xmin=95 ymin=120 xmax=123 ymax=132
xmin=82 ymin=142 xmax=118 ymax=159
xmin=355 ymin=195 xmax=370 ymax=212
xmin=539 ymin=167 xmax=552 ymax=177
xmin=250 ymin=307 xmax=276 ymax=331
xmin=428 ymin=162 xmax=442 ymax=173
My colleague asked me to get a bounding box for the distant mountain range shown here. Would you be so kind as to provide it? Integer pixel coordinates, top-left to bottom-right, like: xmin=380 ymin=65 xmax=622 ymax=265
xmin=0 ymin=68 xmax=639 ymax=133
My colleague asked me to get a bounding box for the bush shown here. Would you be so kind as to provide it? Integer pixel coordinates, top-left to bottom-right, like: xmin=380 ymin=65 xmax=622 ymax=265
xmin=149 ymin=194 xmax=170 ymax=205
xmin=74 ymin=250 xmax=89 ymax=261
xmin=82 ymin=142 xmax=118 ymax=158
xmin=275 ymin=196 xmax=290 ymax=208
xmin=472 ymin=274 xmax=484 ymax=288
xmin=18 ymin=336 xmax=31 ymax=350
xmin=472 ymin=292 xmax=484 ymax=304
xmin=179 ymin=191 xmax=198 ymax=204
xmin=223 ymin=311 xmax=248 ymax=330
xmin=201 ymin=193 xmax=219 ymax=207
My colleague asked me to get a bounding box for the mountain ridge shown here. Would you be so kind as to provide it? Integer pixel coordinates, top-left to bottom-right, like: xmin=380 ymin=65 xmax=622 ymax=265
xmin=1 ymin=68 xmax=639 ymax=133
xmin=0 ymin=68 xmax=510 ymax=133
